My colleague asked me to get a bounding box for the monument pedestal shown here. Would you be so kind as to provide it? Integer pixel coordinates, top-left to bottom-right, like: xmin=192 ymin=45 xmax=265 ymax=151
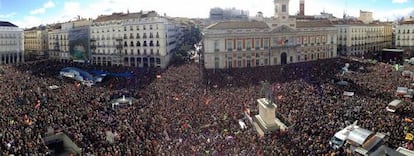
xmin=253 ymin=98 xmax=280 ymax=135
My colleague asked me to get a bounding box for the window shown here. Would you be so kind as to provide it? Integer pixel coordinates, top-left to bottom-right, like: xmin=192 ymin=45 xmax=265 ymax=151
xmin=263 ymin=39 xmax=269 ymax=49
xmin=156 ymin=40 xmax=160 ymax=46
xmin=227 ymin=40 xmax=233 ymax=51
xmin=156 ymin=58 xmax=161 ymax=64
xmin=214 ymin=57 xmax=220 ymax=68
xmin=246 ymin=40 xmax=251 ymax=50
xmin=237 ymin=40 xmax=242 ymax=50
xmin=137 ymin=41 xmax=141 ymax=46
xmin=255 ymin=39 xmax=260 ymax=50
xmin=130 ymin=41 xmax=134 ymax=47
xmin=143 ymin=41 xmax=147 ymax=46
xmin=214 ymin=40 xmax=219 ymax=52
xmin=282 ymin=5 xmax=287 ymax=12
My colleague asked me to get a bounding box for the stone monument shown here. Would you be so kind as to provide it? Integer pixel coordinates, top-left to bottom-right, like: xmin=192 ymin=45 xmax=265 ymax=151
xmin=252 ymin=81 xmax=289 ymax=136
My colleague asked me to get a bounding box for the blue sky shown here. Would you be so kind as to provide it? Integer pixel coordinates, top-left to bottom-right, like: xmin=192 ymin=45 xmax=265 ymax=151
xmin=0 ymin=0 xmax=413 ymax=28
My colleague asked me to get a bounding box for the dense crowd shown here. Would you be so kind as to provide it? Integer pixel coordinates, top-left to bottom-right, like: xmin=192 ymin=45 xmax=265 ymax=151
xmin=0 ymin=57 xmax=413 ymax=155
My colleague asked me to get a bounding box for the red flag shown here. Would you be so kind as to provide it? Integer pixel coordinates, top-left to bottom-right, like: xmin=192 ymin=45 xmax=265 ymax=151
xmin=182 ymin=123 xmax=188 ymax=129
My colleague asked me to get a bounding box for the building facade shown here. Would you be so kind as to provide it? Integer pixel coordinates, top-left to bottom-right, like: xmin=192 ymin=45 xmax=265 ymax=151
xmin=203 ymin=0 xmax=337 ymax=69
xmin=209 ymin=7 xmax=249 ymax=21
xmin=0 ymin=21 xmax=24 ymax=64
xmin=335 ymin=22 xmax=393 ymax=56
xmin=24 ymin=26 xmax=48 ymax=57
xmin=358 ymin=10 xmax=373 ymax=24
xmin=90 ymin=11 xmax=184 ymax=68
xmin=395 ymin=21 xmax=414 ymax=54
xmin=48 ymin=20 xmax=92 ymax=62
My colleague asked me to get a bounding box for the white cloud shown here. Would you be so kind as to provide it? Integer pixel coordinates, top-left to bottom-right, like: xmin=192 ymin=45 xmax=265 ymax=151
xmin=374 ymin=7 xmax=414 ymax=21
xmin=30 ymin=0 xmax=55 ymax=15
xmin=44 ymin=1 xmax=55 ymax=8
xmin=392 ymin=0 xmax=408 ymax=3
xmin=14 ymin=16 xmax=42 ymax=28
xmin=0 ymin=12 xmax=16 ymax=18
xmin=61 ymin=1 xmax=81 ymax=19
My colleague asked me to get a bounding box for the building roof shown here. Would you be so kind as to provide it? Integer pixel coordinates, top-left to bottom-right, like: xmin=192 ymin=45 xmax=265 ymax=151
xmin=347 ymin=127 xmax=374 ymax=145
xmin=297 ymin=20 xmax=334 ymax=28
xmin=94 ymin=11 xmax=158 ymax=22
xmin=401 ymin=21 xmax=414 ymax=25
xmin=206 ymin=21 xmax=269 ymax=30
xmin=0 ymin=21 xmax=17 ymax=27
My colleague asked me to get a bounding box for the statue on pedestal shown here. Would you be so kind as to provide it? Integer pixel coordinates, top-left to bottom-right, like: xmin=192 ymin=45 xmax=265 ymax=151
xmin=260 ymin=80 xmax=274 ymax=105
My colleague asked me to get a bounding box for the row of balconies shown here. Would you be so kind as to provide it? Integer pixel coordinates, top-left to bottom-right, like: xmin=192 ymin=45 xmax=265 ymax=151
xmin=91 ymin=41 xmax=161 ymax=49
xmin=91 ymin=49 xmax=162 ymax=57
xmin=221 ymin=42 xmax=336 ymax=52
xmin=91 ymin=34 xmax=161 ymax=41
xmin=397 ymin=31 xmax=414 ymax=34
xmin=92 ymin=25 xmax=155 ymax=33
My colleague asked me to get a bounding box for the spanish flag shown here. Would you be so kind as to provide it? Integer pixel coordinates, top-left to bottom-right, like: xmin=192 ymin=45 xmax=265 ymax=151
xmin=405 ymin=133 xmax=414 ymax=141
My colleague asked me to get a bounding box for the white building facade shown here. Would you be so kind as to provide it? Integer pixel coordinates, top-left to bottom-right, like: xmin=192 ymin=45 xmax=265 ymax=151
xmin=90 ymin=11 xmax=183 ymax=68
xmin=203 ymin=0 xmax=337 ymax=69
xmin=396 ymin=21 xmax=414 ymax=54
xmin=336 ymin=23 xmax=393 ymax=56
xmin=0 ymin=21 xmax=24 ymax=64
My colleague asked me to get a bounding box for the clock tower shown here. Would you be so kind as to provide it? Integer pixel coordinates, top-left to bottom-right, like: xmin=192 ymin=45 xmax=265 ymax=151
xmin=274 ymin=0 xmax=290 ymax=20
